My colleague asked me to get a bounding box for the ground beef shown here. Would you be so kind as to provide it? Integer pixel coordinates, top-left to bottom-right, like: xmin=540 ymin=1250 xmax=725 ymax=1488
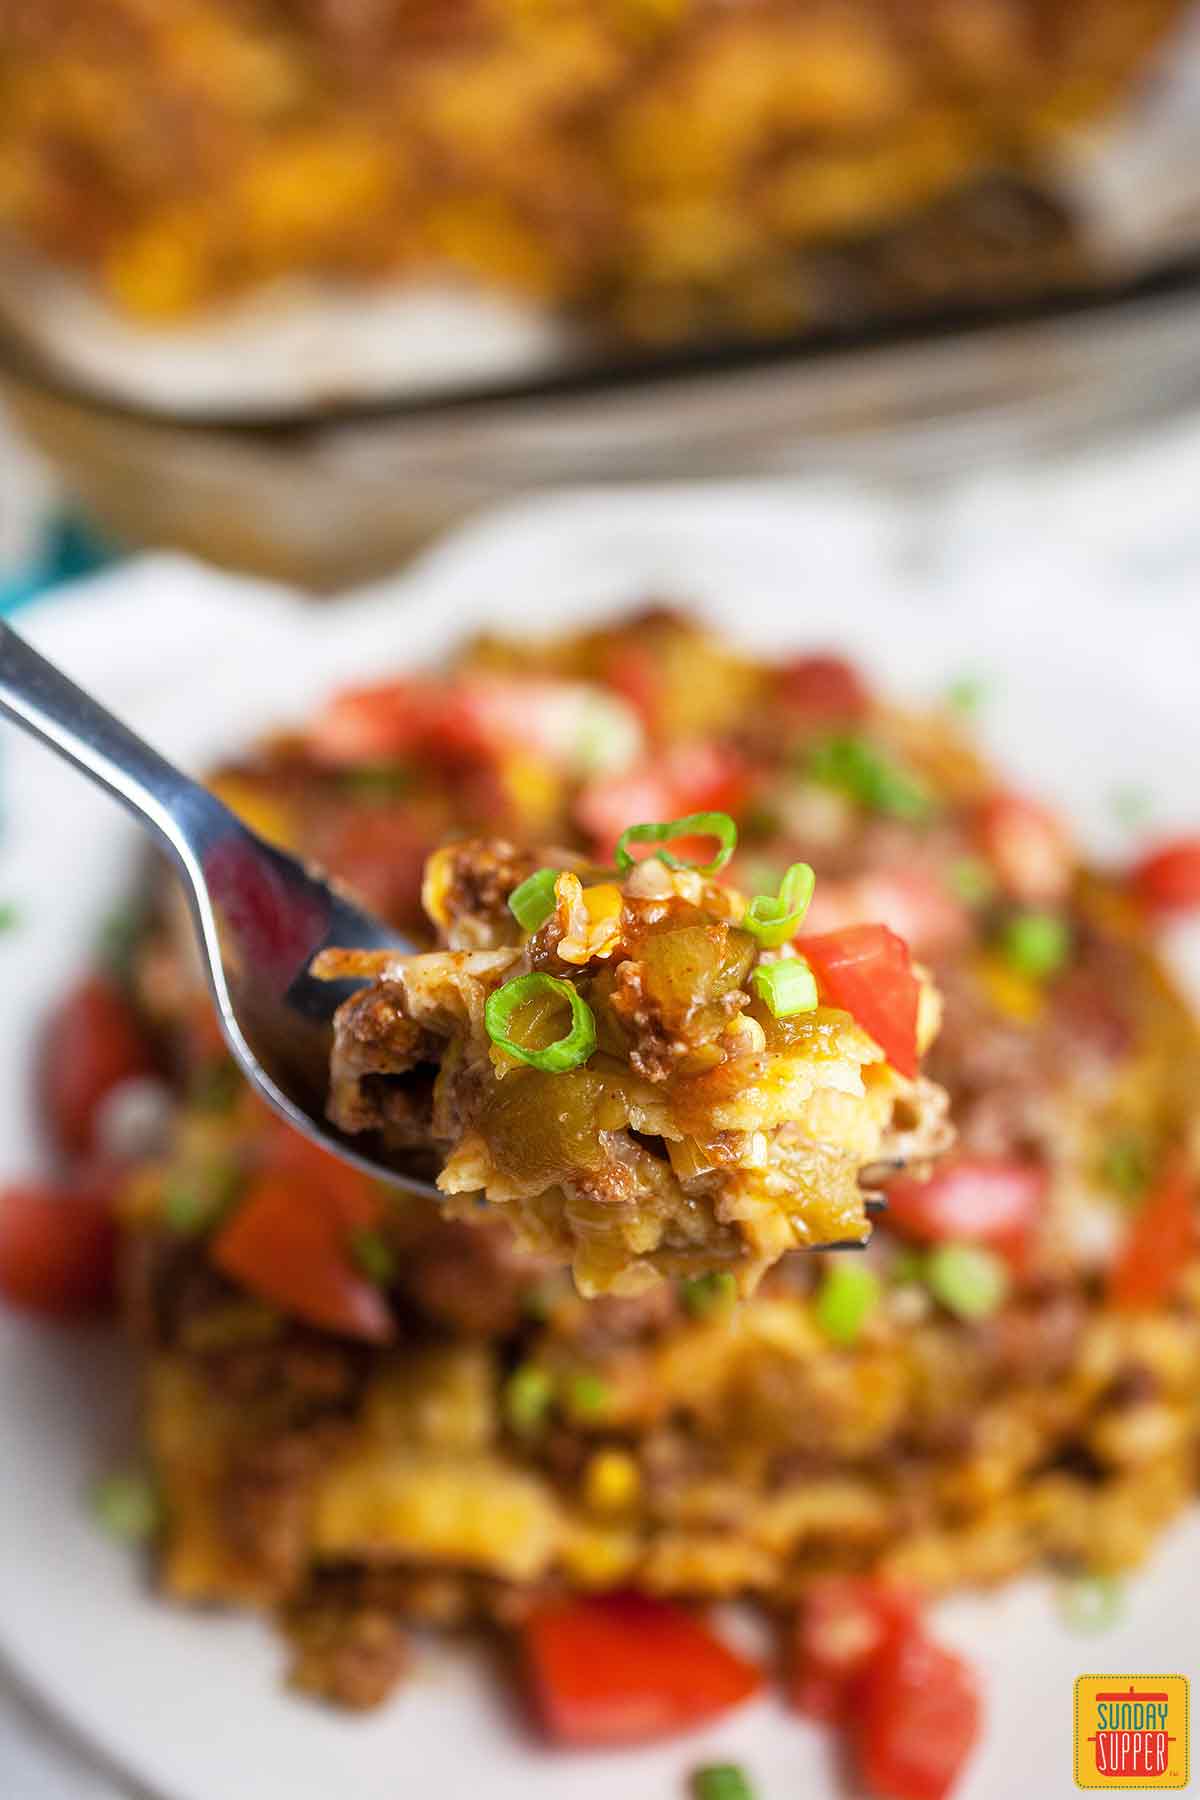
xmin=285 ymin=1599 xmax=410 ymax=1710
xmin=439 ymin=839 xmax=542 ymax=948
xmin=398 ymin=1219 xmax=557 ymax=1337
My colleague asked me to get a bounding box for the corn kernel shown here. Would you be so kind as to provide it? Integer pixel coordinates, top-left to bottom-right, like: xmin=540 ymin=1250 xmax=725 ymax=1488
xmin=208 ymin=777 xmax=294 ymax=849
xmin=974 ymin=952 xmax=1044 ymax=1024
xmin=583 ymin=1449 xmax=641 ymax=1514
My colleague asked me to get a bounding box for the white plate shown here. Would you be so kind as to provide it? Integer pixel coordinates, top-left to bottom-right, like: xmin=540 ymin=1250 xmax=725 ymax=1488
xmin=1 ymin=491 xmax=1199 ymax=1800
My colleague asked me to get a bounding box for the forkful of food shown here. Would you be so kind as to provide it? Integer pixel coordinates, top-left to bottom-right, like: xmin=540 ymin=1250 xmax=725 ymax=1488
xmin=0 ymin=622 xmax=952 ymax=1298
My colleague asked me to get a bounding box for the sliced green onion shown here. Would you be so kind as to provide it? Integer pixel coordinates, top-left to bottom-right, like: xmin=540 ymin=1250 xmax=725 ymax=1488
xmin=91 ymin=1472 xmax=162 ymax=1542
xmin=815 ymin=1260 xmax=881 ymax=1346
xmin=505 ymin=1364 xmax=555 ymax=1436
xmin=806 ymin=734 xmax=935 ymax=824
xmin=1057 ymin=1573 xmax=1124 ymax=1634
xmin=680 ymin=1270 xmax=737 ymax=1318
xmin=508 ymin=867 xmax=561 ymax=933
xmin=614 ymin=811 xmax=737 ymax=876
xmin=926 ymin=1243 xmax=1010 ymax=1321
xmin=948 ymin=856 xmax=995 ymax=907
xmin=945 ymin=674 xmax=990 ymax=716
xmin=338 ymin=762 xmax=413 ymax=799
xmin=566 ymin=1371 xmax=609 ymax=1416
xmin=485 ymin=973 xmax=596 ymax=1073
xmin=163 ymin=1158 xmax=242 ymax=1235
xmin=889 ymin=1247 xmax=928 ymax=1286
xmin=1109 ymin=785 xmax=1153 ymax=829
xmin=1000 ymin=910 xmax=1071 ymax=979
xmin=350 ymin=1228 xmax=396 ymax=1286
xmin=742 ymin=861 xmax=816 ymax=948
xmin=189 ymin=1058 xmax=242 ymax=1113
xmin=752 ymin=957 xmax=818 ymax=1018
xmin=521 ymin=1280 xmax=563 ymax=1323
xmin=693 ymin=1766 xmax=757 ymax=1800
xmin=1100 ymin=1132 xmax=1150 ymax=1203
xmin=0 ymin=902 xmax=19 ymax=932
xmin=97 ymin=903 xmax=143 ymax=982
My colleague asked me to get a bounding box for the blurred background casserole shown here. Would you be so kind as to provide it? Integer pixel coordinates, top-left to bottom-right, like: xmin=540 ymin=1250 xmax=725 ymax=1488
xmin=4 ymin=1 xmax=1200 ymax=584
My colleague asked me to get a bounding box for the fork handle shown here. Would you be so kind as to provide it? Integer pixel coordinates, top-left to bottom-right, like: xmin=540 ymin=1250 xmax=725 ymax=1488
xmin=0 ymin=619 xmax=232 ymax=871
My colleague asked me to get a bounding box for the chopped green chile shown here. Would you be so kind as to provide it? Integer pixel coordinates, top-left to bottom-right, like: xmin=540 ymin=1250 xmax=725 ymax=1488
xmin=742 ymin=861 xmax=816 ymax=947
xmin=680 ymin=1270 xmax=737 ymax=1317
xmin=752 ymin=957 xmax=818 ymax=1018
xmin=485 ymin=972 xmax=597 ymax=1073
xmin=508 ymin=867 xmax=562 ymax=933
xmin=614 ymin=811 xmax=737 ymax=876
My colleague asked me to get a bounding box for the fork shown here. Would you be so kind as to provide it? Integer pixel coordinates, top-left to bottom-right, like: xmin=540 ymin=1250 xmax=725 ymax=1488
xmin=0 ymin=619 xmax=882 ymax=1235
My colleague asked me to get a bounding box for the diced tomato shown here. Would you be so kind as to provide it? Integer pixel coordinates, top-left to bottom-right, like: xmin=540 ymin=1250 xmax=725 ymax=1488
xmin=1109 ymin=1157 xmax=1195 ymax=1310
xmin=788 ymin=1579 xmax=920 ymax=1724
xmin=41 ymin=975 xmax=154 ymax=1158
xmin=212 ymin=1169 xmax=393 ymax=1341
xmin=975 ymin=791 xmax=1073 ymax=905
xmin=604 ymin=643 xmax=661 ymax=736
xmin=524 ymin=1592 xmax=762 ymax=1746
xmin=0 ymin=1175 xmax=118 ymax=1317
xmin=310 ymin=674 xmax=639 ymax=781
xmin=576 ymin=741 xmax=751 ymax=862
xmin=307 ymin=677 xmax=464 ymax=766
xmin=885 ymin=1158 xmax=1047 ymax=1267
xmin=259 ymin=1114 xmax=382 ymax=1228
xmin=1131 ymin=838 xmax=1200 ymax=914
xmin=858 ymin=1622 xmax=982 ymax=1800
xmin=801 ymin=924 xmax=921 ymax=1079
xmin=777 ymin=654 xmax=870 ymax=721
xmin=802 ymin=869 xmax=970 ymax=958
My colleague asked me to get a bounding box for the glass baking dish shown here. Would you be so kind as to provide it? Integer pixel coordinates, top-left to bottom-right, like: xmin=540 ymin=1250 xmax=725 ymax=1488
xmin=3 ymin=256 xmax=1200 ymax=591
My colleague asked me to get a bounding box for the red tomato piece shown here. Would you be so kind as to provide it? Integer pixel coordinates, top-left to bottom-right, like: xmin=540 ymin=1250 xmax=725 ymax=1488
xmin=1109 ymin=1158 xmax=1195 ymax=1310
xmin=789 ymin=1579 xmax=920 ymax=1723
xmin=41 ymin=976 xmax=154 ymax=1158
xmin=802 ymin=869 xmax=969 ymax=958
xmin=307 ymin=678 xmax=444 ymax=765
xmin=858 ymin=1623 xmax=982 ymax=1800
xmin=885 ymin=1158 xmax=1047 ymax=1266
xmin=524 ymin=1592 xmax=762 ymax=1746
xmin=975 ymin=792 xmax=1073 ymax=905
xmin=801 ymin=924 xmax=921 ymax=1078
xmin=1131 ymin=838 xmax=1200 ymax=914
xmin=212 ymin=1171 xmax=393 ymax=1342
xmin=259 ymin=1116 xmax=382 ymax=1229
xmin=604 ymin=643 xmax=661 ymax=736
xmin=576 ymin=741 xmax=750 ymax=861
xmin=777 ymin=654 xmax=870 ymax=721
xmin=0 ymin=1176 xmax=118 ymax=1317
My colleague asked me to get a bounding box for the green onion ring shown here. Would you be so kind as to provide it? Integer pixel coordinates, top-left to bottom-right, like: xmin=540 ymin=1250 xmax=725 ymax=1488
xmin=507 ymin=867 xmax=561 ymax=933
xmin=742 ymin=861 xmax=816 ymax=947
xmin=613 ymin=811 xmax=737 ymax=876
xmin=484 ymin=972 xmax=597 ymax=1073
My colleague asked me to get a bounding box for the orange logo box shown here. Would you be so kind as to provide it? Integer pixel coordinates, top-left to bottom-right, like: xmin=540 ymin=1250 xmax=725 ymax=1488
xmin=1075 ymin=1677 xmax=1189 ymax=1789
